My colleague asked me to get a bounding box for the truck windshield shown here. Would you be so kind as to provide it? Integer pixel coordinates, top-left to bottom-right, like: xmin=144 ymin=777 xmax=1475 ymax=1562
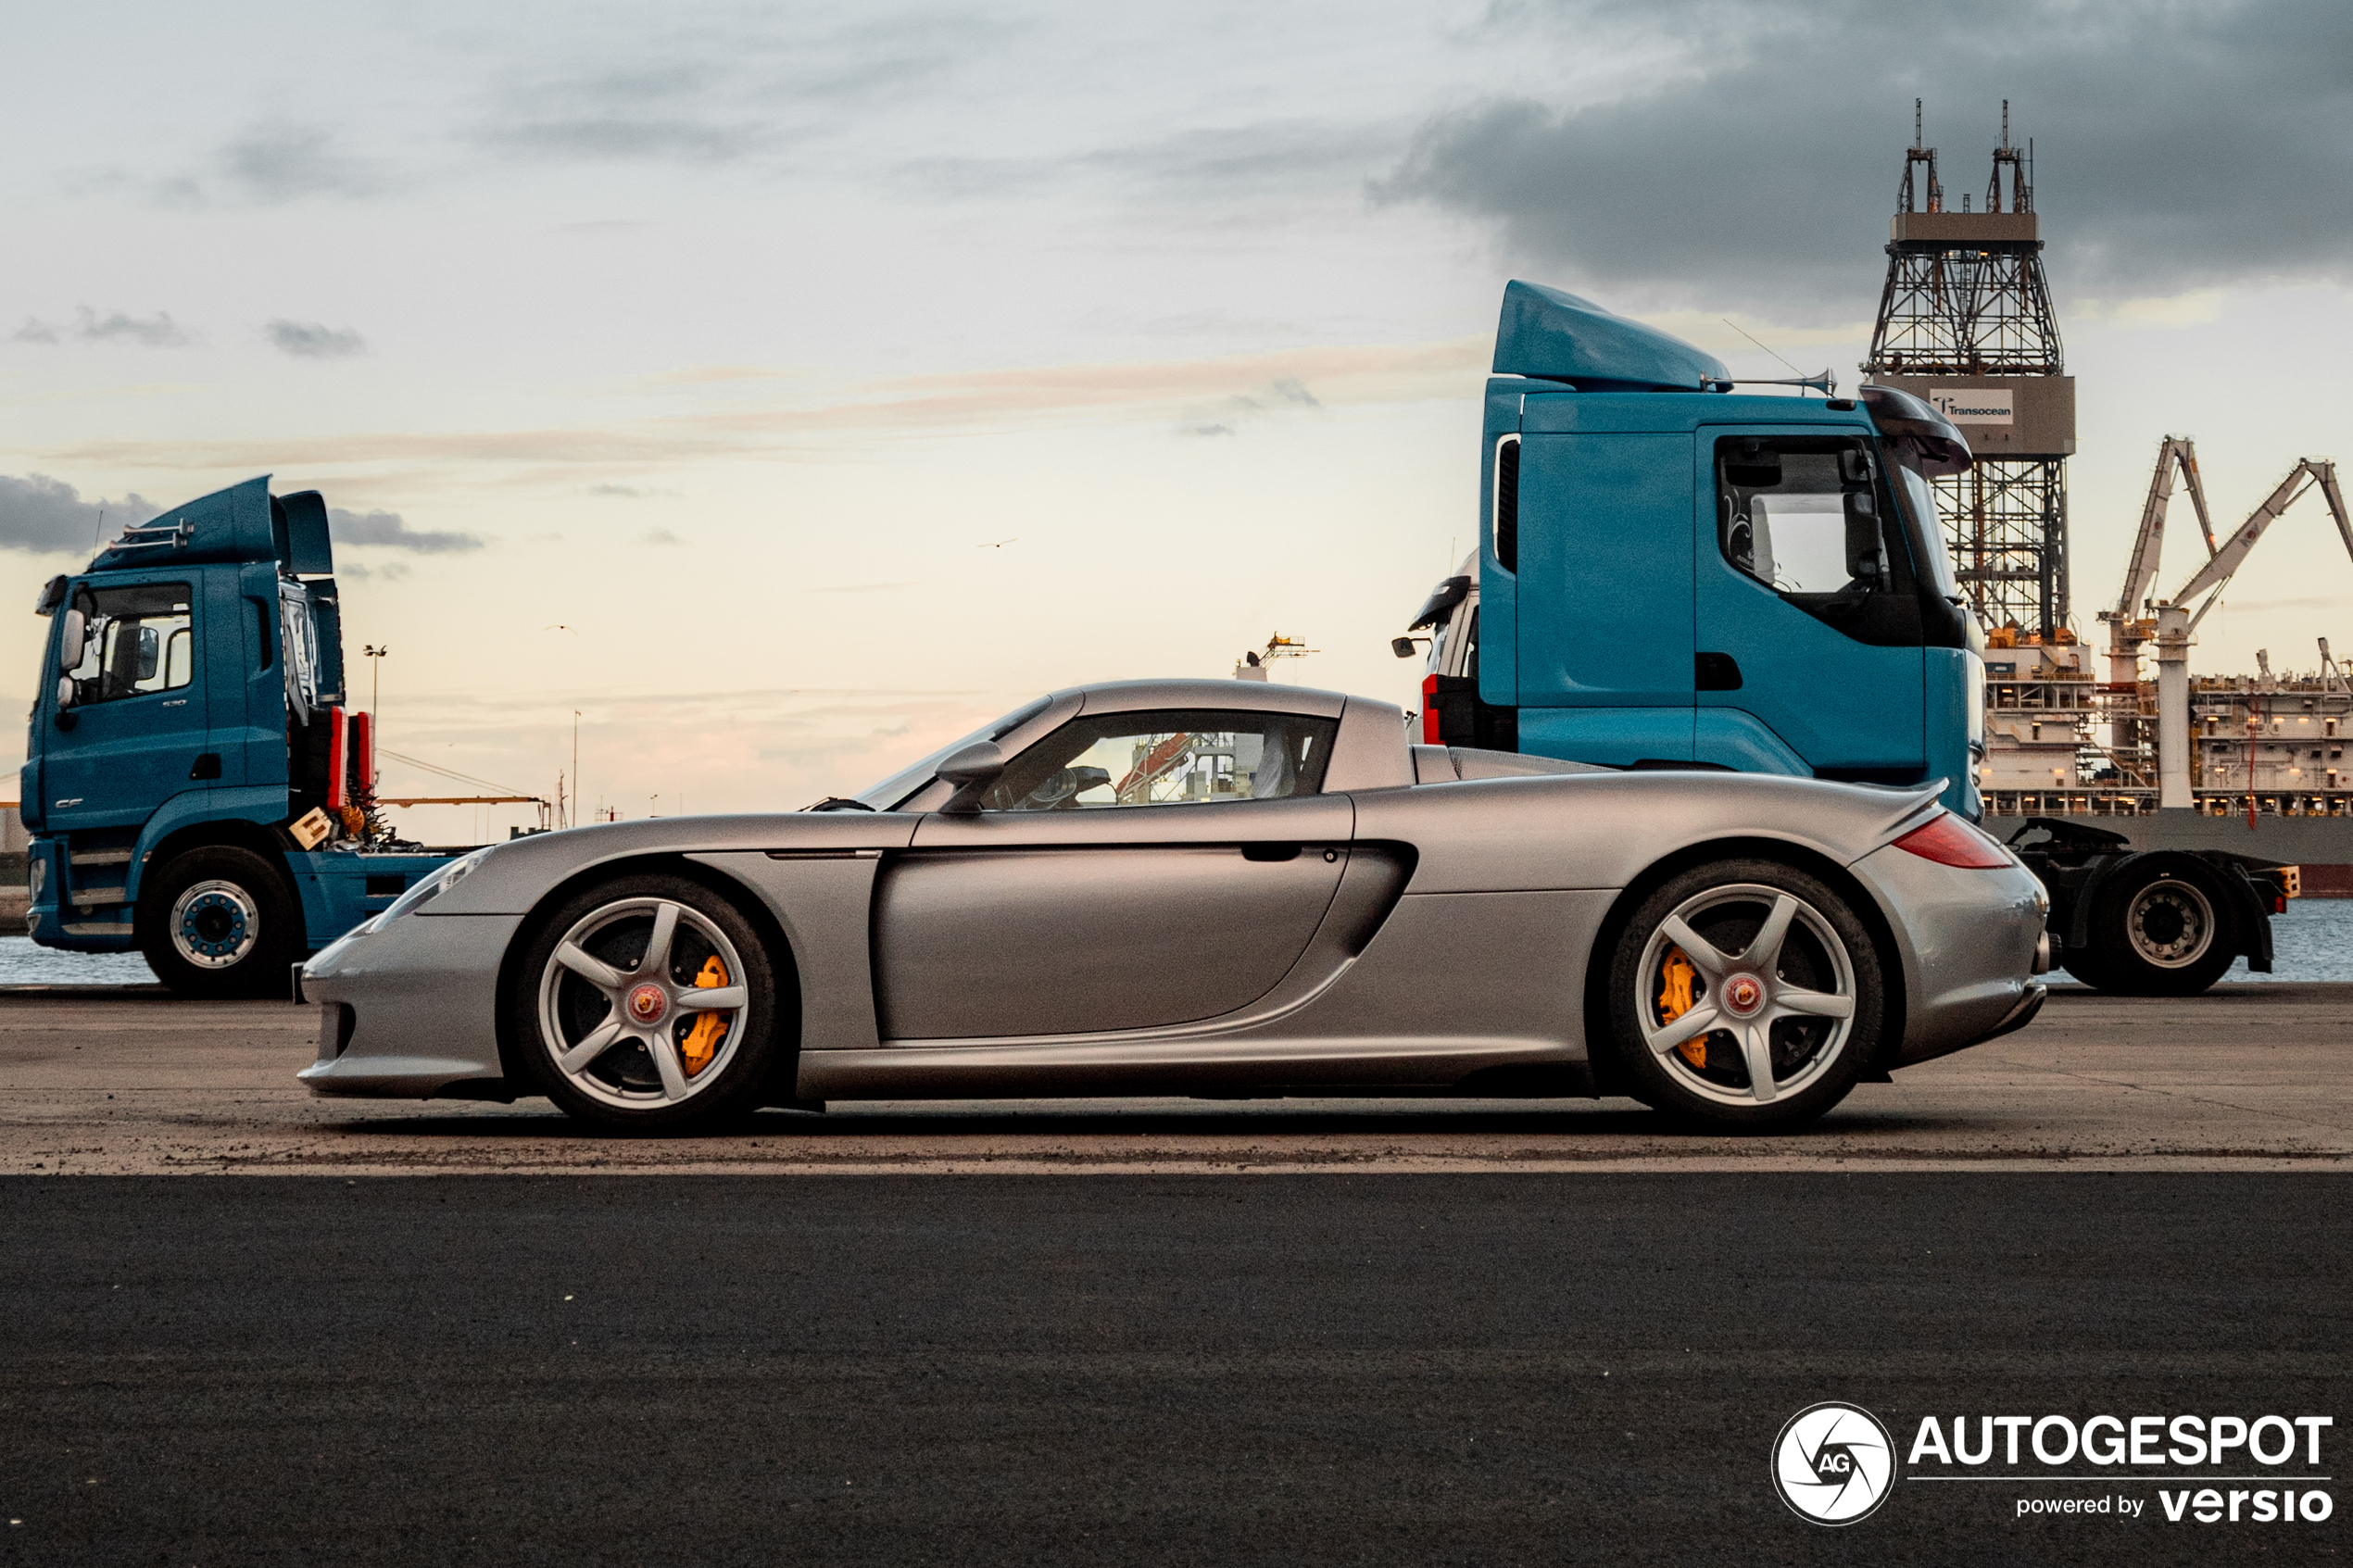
xmin=1885 ymin=449 xmax=1963 ymax=601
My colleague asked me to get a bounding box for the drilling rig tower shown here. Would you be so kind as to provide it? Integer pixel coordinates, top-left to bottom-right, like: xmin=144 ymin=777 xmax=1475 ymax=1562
xmin=1863 ymin=103 xmax=2077 ymax=637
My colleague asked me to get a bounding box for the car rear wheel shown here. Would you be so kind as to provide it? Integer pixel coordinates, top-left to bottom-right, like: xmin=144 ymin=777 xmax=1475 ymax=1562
xmin=512 ymin=874 xmax=787 ymax=1131
xmin=134 ymin=845 xmax=303 ymax=999
xmin=2079 ymin=859 xmax=2237 ymax=997
xmin=1604 ymin=859 xmax=1885 ymax=1130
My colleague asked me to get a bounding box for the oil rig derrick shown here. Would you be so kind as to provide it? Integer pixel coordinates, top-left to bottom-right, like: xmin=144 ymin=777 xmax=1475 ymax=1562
xmin=1863 ymin=102 xmax=2076 ymax=638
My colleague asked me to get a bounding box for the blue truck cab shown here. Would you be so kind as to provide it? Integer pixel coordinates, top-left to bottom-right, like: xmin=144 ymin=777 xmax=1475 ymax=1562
xmin=22 ymin=476 xmax=466 ymax=996
xmin=1411 ymin=281 xmax=1986 ymax=818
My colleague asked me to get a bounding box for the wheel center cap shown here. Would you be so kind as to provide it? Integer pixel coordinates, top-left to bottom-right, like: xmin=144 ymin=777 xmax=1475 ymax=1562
xmin=1721 ymin=972 xmax=1767 ymax=1018
xmin=627 ymin=983 xmax=669 ymax=1024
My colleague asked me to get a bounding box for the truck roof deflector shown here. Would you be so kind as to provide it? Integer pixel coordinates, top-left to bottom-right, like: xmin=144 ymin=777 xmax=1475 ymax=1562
xmin=1491 ymin=281 xmax=1730 ymax=392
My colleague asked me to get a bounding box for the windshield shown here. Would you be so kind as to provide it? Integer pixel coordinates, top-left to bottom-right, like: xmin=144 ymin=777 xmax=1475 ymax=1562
xmin=1886 ymin=447 xmax=1962 ymax=601
xmin=846 ymin=696 xmax=1053 ymax=810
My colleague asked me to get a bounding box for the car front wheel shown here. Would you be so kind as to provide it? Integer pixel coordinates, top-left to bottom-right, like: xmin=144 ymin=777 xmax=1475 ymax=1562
xmin=1604 ymin=859 xmax=1886 ymax=1130
xmin=512 ymin=874 xmax=787 ymax=1130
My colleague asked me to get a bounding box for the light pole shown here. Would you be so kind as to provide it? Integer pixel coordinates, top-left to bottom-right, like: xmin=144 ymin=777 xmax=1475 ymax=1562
xmin=361 ymin=644 xmax=388 ymax=718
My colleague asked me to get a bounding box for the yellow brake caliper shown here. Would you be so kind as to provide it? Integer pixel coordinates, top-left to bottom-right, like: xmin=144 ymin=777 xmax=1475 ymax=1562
xmin=679 ymin=954 xmax=731 ymax=1076
xmin=1657 ymin=948 xmax=1705 ymax=1068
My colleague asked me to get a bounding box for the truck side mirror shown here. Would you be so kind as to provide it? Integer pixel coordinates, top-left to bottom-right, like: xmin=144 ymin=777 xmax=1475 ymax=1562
xmin=936 ymin=740 xmax=1005 ymax=815
xmin=57 ymin=608 xmax=84 ymax=666
xmin=1839 ymin=448 xmax=1871 ymax=485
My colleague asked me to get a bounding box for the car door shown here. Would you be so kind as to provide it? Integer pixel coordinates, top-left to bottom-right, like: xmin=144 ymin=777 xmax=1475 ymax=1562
xmin=1692 ymin=428 xmax=1928 ymax=780
xmin=38 ymin=576 xmax=211 ymax=833
xmin=875 ymin=706 xmax=1355 ymax=1040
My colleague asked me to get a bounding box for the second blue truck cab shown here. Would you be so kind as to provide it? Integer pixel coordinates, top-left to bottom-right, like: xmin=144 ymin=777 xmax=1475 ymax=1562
xmin=1420 ymin=281 xmax=1984 ymax=818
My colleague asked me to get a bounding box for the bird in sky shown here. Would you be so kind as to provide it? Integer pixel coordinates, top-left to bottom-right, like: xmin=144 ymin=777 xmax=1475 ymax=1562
xmin=976 ymin=538 xmax=1017 ymax=549
xmin=542 ymin=624 xmax=580 ymax=634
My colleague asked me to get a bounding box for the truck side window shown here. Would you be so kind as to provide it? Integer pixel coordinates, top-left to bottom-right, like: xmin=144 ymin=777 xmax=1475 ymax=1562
xmin=61 ymin=583 xmax=195 ymax=707
xmin=1715 ymin=436 xmax=1923 ymax=647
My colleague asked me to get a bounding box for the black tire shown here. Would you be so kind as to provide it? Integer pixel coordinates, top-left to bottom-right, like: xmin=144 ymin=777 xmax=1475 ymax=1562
xmin=510 ymin=873 xmax=789 ymax=1132
xmin=1604 ymin=859 xmax=1887 ymax=1130
xmin=2080 ymin=858 xmax=2238 ymax=997
xmin=134 ymin=845 xmax=305 ymax=999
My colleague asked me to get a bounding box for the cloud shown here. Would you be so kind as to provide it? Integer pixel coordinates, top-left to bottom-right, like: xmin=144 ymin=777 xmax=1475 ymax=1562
xmin=474 ymin=61 xmax=769 ymax=165
xmin=327 ymin=507 xmax=485 ymax=554
xmin=338 ymin=559 xmax=412 ymax=582
xmin=0 ymin=474 xmax=156 ymax=555
xmin=640 ymin=527 xmax=686 ymax=546
xmin=1375 ymin=0 xmax=2353 ymax=313
xmin=1175 ymin=373 xmax=1327 ymax=437
xmin=139 ymin=123 xmax=394 ymax=207
xmin=14 ymin=307 xmax=195 ymax=347
xmin=266 ymin=320 xmax=367 ymax=358
xmin=587 ymin=482 xmax=681 ymax=498
xmin=39 ymin=338 xmax=1489 ymax=473
xmin=897 ymin=118 xmax=1396 ymax=205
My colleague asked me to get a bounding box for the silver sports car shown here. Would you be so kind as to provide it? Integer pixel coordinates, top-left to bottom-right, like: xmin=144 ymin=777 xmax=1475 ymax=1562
xmin=299 ymin=678 xmax=2049 ymax=1131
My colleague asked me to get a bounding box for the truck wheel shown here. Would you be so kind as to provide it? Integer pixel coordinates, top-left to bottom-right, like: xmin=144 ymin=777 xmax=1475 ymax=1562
xmin=2082 ymin=860 xmax=2238 ymax=997
xmin=1604 ymin=859 xmax=1886 ymax=1130
xmin=134 ymin=846 xmax=303 ymax=999
xmin=510 ymin=874 xmax=789 ymax=1132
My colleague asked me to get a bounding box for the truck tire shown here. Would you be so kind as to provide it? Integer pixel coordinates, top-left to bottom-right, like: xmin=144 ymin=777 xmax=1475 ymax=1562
xmin=134 ymin=846 xmax=304 ymax=999
xmin=2079 ymin=859 xmax=2238 ymax=997
xmin=510 ymin=873 xmax=789 ymax=1132
xmin=1603 ymin=859 xmax=1886 ymax=1130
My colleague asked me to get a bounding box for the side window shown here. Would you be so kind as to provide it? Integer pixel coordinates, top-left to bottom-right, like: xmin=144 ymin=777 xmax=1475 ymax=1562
xmin=984 ymin=709 xmax=1340 ymax=811
xmin=1716 ymin=437 xmax=1923 ymax=647
xmin=62 ymin=582 xmax=195 ymax=707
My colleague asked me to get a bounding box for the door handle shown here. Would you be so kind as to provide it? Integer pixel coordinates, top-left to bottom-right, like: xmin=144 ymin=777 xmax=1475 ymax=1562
xmin=190 ymin=753 xmax=222 ymax=780
xmin=1695 ymin=652 xmax=1743 ymax=692
xmin=1239 ymin=843 xmax=1302 ymax=862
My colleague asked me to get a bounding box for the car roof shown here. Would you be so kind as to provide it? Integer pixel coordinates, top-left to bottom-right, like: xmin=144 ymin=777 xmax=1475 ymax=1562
xmin=1070 ymin=678 xmax=1346 ymax=721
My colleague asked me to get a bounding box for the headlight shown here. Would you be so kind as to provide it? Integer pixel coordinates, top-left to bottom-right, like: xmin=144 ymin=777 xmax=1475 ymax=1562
xmin=377 ymin=847 xmax=491 ymax=922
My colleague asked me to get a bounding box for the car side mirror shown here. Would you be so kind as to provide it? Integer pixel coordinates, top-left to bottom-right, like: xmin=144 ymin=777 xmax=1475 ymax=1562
xmin=936 ymin=740 xmax=1005 ymax=815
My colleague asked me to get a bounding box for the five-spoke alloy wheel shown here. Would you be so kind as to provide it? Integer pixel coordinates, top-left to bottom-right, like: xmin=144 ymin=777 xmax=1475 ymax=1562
xmin=1605 ymin=859 xmax=1885 ymax=1128
xmin=513 ymin=873 xmax=786 ymax=1130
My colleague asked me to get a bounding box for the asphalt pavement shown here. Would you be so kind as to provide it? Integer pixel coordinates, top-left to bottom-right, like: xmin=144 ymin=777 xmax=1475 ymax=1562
xmin=4 ymin=983 xmax=2351 ymax=1172
xmin=1 ymin=1173 xmax=2344 ymax=1567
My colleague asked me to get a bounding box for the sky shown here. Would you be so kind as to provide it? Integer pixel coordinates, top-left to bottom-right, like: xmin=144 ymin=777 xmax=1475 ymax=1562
xmin=3 ymin=0 xmax=2350 ymax=838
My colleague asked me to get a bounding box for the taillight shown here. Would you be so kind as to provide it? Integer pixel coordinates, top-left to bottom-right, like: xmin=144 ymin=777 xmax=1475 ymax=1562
xmin=1420 ymin=672 xmax=1442 ymax=745
xmin=1892 ymin=810 xmax=2011 ymax=869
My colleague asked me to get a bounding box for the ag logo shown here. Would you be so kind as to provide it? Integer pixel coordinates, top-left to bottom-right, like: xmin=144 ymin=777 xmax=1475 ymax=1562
xmin=1772 ymin=1402 xmax=1895 ymax=1524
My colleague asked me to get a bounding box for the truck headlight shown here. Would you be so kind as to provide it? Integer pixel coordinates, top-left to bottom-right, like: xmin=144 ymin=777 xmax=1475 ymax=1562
xmin=27 ymin=855 xmax=44 ymax=902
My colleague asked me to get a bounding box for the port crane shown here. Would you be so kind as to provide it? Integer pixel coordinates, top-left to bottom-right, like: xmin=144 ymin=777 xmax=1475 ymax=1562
xmin=2095 ymin=439 xmax=2351 ymax=808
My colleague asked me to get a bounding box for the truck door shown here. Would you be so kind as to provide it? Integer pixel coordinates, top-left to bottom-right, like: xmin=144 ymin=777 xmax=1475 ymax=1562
xmin=1515 ymin=433 xmax=1696 ymax=765
xmin=38 ymin=577 xmax=212 ymax=833
xmin=1692 ymin=431 xmax=1926 ymax=779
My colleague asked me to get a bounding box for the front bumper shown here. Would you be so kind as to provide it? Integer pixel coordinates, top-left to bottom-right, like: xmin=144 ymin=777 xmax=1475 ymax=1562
xmin=1849 ymin=843 xmax=2048 ymax=1069
xmin=296 ymin=911 xmax=521 ymax=1098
